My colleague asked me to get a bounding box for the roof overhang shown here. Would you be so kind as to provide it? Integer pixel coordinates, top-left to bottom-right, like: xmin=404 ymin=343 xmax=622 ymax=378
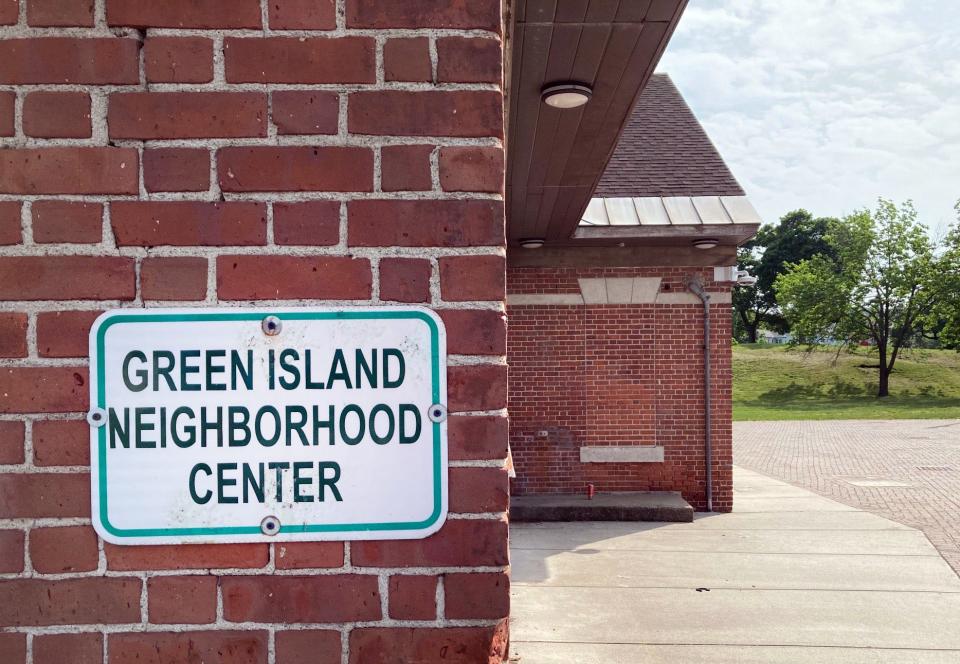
xmin=505 ymin=0 xmax=689 ymax=246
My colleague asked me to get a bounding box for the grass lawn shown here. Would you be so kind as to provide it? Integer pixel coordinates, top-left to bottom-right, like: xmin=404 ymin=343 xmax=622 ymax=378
xmin=732 ymin=344 xmax=960 ymax=420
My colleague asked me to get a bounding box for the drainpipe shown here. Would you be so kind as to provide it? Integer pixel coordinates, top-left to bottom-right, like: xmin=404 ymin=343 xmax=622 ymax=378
xmin=686 ymin=277 xmax=713 ymax=512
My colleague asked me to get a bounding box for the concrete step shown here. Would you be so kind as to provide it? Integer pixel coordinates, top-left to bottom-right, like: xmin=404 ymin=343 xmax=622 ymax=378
xmin=511 ymin=491 xmax=694 ymax=523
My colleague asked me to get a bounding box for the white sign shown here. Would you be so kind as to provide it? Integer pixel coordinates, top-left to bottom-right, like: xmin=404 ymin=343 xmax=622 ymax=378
xmin=88 ymin=307 xmax=447 ymax=545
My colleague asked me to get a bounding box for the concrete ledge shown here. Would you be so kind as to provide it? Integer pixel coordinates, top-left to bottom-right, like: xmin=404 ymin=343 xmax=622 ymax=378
xmin=507 ymin=286 xmax=732 ymax=306
xmin=511 ymin=492 xmax=694 ymax=523
xmin=580 ymin=445 xmax=664 ymax=463
xmin=655 ymin=290 xmax=732 ymax=305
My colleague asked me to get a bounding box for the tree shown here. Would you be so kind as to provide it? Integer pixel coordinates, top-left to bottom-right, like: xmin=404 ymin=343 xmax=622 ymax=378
xmin=775 ymin=199 xmax=954 ymax=397
xmin=733 ymin=210 xmax=835 ymax=343
xmin=933 ymin=200 xmax=960 ymax=349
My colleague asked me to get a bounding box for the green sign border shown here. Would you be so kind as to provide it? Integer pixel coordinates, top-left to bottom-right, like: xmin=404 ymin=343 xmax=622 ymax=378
xmin=94 ymin=310 xmax=444 ymax=538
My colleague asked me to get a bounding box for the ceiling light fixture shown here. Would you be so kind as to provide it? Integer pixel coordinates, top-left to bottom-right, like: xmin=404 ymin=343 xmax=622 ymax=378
xmin=692 ymin=238 xmax=719 ymax=250
xmin=541 ymin=82 xmax=592 ymax=109
xmin=519 ymin=238 xmax=545 ymax=249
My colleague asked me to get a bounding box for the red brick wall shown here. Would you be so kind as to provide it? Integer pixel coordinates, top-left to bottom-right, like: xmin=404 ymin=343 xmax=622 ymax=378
xmin=0 ymin=2 xmax=508 ymax=662
xmin=508 ymin=266 xmax=733 ymax=511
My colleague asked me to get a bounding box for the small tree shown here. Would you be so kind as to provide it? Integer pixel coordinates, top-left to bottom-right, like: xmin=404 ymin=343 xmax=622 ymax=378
xmin=733 ymin=210 xmax=835 ymax=343
xmin=776 ymin=199 xmax=953 ymax=397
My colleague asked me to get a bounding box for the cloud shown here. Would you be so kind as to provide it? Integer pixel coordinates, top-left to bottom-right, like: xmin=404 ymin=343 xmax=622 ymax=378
xmin=658 ymin=0 xmax=960 ymax=231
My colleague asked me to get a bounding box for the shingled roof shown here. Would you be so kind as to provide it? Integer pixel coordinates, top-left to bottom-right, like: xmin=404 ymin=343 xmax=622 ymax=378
xmin=594 ymin=73 xmax=744 ymax=198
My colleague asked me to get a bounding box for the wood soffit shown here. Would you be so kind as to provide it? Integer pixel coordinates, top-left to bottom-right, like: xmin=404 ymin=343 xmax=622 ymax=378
xmin=505 ymin=0 xmax=689 ymax=246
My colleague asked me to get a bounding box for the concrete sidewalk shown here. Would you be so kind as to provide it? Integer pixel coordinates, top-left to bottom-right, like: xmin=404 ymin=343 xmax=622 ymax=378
xmin=509 ymin=466 xmax=960 ymax=663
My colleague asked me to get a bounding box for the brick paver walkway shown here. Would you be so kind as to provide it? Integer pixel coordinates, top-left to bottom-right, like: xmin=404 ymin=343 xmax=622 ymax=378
xmin=735 ymin=419 xmax=960 ymax=573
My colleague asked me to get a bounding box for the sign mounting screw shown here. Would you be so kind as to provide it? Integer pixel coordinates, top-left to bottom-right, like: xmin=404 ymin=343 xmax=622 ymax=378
xmin=87 ymin=408 xmax=107 ymax=427
xmin=428 ymin=403 xmax=447 ymax=423
xmin=260 ymin=515 xmax=281 ymax=535
xmin=261 ymin=316 xmax=282 ymax=336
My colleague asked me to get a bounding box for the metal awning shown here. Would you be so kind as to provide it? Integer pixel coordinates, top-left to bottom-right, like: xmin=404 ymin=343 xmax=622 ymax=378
xmin=574 ymin=195 xmax=761 ymax=245
xmin=580 ymin=195 xmax=762 ymax=226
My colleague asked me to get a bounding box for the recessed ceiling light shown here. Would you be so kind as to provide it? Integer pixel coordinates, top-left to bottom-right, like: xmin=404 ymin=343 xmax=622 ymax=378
xmin=692 ymin=238 xmax=719 ymax=250
xmin=519 ymin=238 xmax=545 ymax=249
xmin=541 ymin=83 xmax=592 ymax=109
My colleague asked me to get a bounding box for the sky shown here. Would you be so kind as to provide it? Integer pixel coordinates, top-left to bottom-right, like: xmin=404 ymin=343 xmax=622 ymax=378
xmin=657 ymin=0 xmax=960 ymax=235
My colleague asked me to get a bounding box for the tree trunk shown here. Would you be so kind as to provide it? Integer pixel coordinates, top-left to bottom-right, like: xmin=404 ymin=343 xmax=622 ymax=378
xmin=877 ymin=343 xmax=889 ymax=398
xmin=746 ymin=323 xmax=758 ymax=344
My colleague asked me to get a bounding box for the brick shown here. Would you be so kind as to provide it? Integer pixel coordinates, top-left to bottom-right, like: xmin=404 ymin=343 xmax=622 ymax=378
xmin=225 ymin=37 xmax=374 ymax=83
xmin=0 ymin=147 xmax=138 ymax=195
xmin=0 ymin=529 xmax=24 ymax=573
xmin=448 ymin=364 xmax=507 ymax=411
xmin=384 ymin=38 xmax=431 ymax=82
xmin=32 ymin=418 xmax=90 ymax=466
xmin=440 ymin=255 xmax=505 ymax=301
xmin=347 ymin=1 xmax=501 ymax=31
xmin=148 ymin=575 xmax=217 ymax=624
xmin=444 ymin=572 xmax=510 ymax=619
xmin=506 ymin=265 xmax=736 ymax=499
xmin=217 ymin=256 xmax=371 ymax=300
xmin=438 ymin=37 xmax=502 ymax=83
xmin=0 ymin=91 xmax=13 ymax=136
xmin=379 ymin=257 xmax=431 ymax=303
xmin=218 ymin=146 xmax=373 ymax=192
xmin=0 ymin=473 xmax=89 ymax=517
xmin=0 ymin=633 xmax=25 ymax=664
xmin=440 ymin=147 xmax=504 ymax=193
xmin=0 ymin=421 xmax=24 ymax=464
xmin=269 ymin=0 xmax=336 ymax=30
xmin=381 ymin=144 xmax=433 ymax=192
xmin=37 ymin=310 xmax=101 ymax=358
xmin=29 ymin=525 xmax=98 ymax=573
xmin=352 ymin=518 xmax=508 ymax=567
xmin=111 ymin=202 xmax=266 ymax=247
xmin=25 ymin=88 xmax=93 ymax=127
xmin=349 ymin=624 xmax=509 ymax=664
xmin=350 ymin=91 xmax=503 ymax=138
xmin=108 ymin=0 xmax=263 ymax=28
xmin=109 ymin=92 xmax=267 ymax=139
xmin=141 ymin=257 xmax=208 ymax=301
xmin=33 ymin=633 xmax=101 ymax=664
xmin=0 ymin=577 xmax=139 ymax=626
xmin=272 ymin=91 xmax=338 ymax=135
xmin=0 ymin=256 xmax=133 ymax=300
xmin=388 ymin=575 xmax=437 ymax=620
xmin=0 ymin=201 xmax=20 ymax=244
xmin=0 ymin=0 xmax=15 ymax=25
xmin=0 ymin=312 xmax=27 ymax=357
xmin=273 ymin=201 xmax=340 ymax=246
xmin=0 ymin=367 xmax=88 ymax=413
xmin=274 ymin=542 xmax=344 ymax=569
xmin=110 ymin=631 xmax=268 ymax=664
xmin=439 ymin=309 xmax=506 ymax=355
xmin=31 ymin=201 xmax=102 ymax=243
xmin=449 ymin=467 xmax=508 ymax=513
xmin=0 ymin=38 xmax=138 ymax=84
xmin=144 ymin=37 xmax=214 ymax=83
xmin=143 ymin=148 xmax=210 ymax=193
xmin=222 ymin=575 xmax=381 ymax=623
xmin=349 ymin=200 xmax=503 ymax=248
xmin=106 ymin=543 xmax=269 ymax=571
xmin=27 ymin=0 xmax=96 ymax=27
xmin=275 ymin=630 xmax=340 ymax=664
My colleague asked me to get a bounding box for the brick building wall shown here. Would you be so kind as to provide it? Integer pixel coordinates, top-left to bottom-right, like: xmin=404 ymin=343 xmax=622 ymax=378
xmin=0 ymin=2 xmax=509 ymax=663
xmin=508 ymin=266 xmax=733 ymax=511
